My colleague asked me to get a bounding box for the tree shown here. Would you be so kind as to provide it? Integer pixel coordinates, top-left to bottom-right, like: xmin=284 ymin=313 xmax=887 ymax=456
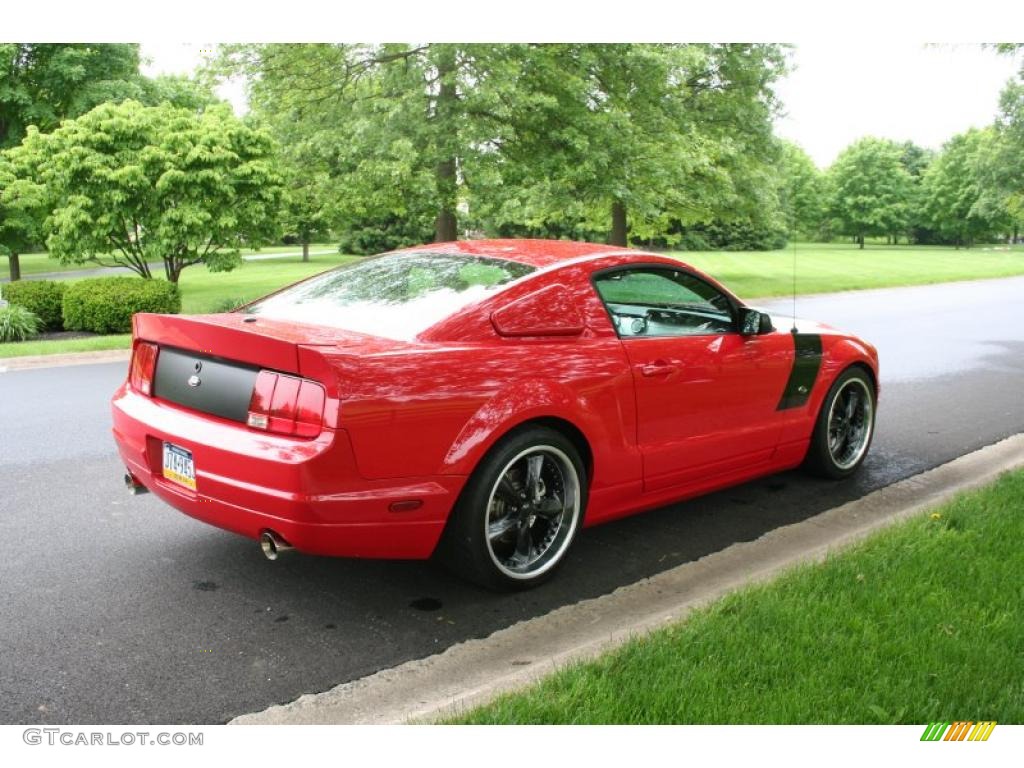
xmin=0 ymin=44 xmax=144 ymax=148
xmin=486 ymin=44 xmax=787 ymax=246
xmin=777 ymin=140 xmax=826 ymax=239
xmin=217 ymin=44 xmax=532 ymax=244
xmin=279 ymin=158 xmax=335 ymax=261
xmin=217 ymin=44 xmax=787 ymax=249
xmin=973 ymin=80 xmax=1024 ymax=242
xmin=827 ymin=138 xmax=914 ymax=248
xmin=920 ymin=129 xmax=1006 ymax=247
xmin=0 ymin=148 xmax=46 ymax=281
xmin=19 ymin=100 xmax=283 ymax=283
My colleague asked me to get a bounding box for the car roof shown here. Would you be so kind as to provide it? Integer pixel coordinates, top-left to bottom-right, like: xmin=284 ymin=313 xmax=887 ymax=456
xmin=400 ymin=238 xmax=639 ymax=269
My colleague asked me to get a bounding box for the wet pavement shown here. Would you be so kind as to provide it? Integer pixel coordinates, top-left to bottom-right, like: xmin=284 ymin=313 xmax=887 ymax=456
xmin=1 ymin=275 xmax=1022 ymax=724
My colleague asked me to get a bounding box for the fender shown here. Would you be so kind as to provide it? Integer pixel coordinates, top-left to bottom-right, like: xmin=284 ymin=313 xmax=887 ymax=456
xmin=819 ymin=337 xmax=880 ymax=397
xmin=778 ymin=334 xmax=879 ymax=447
xmin=440 ymin=377 xmax=641 ymax=491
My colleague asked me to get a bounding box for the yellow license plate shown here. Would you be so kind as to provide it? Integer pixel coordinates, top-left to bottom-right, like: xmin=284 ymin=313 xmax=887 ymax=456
xmin=162 ymin=442 xmax=196 ymax=491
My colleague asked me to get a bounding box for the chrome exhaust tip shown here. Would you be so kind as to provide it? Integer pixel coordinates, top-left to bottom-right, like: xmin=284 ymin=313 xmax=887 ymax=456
xmin=124 ymin=472 xmax=148 ymax=495
xmin=260 ymin=531 xmax=293 ymax=561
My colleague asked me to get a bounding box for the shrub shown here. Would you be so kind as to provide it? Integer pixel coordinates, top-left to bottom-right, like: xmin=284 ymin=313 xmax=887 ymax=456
xmin=678 ymin=231 xmax=711 ymax=252
xmin=1 ymin=280 xmax=67 ymax=330
xmin=336 ymin=212 xmax=435 ymax=255
xmin=63 ymin=277 xmax=181 ymax=334
xmin=0 ymin=305 xmax=42 ymax=342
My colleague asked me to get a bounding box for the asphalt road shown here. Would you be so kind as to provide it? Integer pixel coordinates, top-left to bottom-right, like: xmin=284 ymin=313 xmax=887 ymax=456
xmin=2 ymin=276 xmax=1023 ymax=724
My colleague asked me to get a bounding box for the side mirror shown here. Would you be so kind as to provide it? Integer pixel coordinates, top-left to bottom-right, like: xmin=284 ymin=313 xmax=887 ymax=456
xmin=739 ymin=307 xmax=773 ymax=336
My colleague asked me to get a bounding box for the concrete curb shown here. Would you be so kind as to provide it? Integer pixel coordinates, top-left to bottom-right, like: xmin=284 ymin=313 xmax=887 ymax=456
xmin=0 ymin=348 xmax=130 ymax=373
xmin=231 ymin=433 xmax=1024 ymax=725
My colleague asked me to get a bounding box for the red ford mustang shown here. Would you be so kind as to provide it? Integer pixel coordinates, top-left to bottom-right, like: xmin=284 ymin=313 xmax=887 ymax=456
xmin=112 ymin=239 xmax=878 ymax=589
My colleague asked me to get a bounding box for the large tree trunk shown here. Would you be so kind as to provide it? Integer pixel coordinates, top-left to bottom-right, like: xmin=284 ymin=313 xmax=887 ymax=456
xmin=302 ymin=240 xmax=310 ymax=262
xmin=434 ymin=156 xmax=458 ymax=242
xmin=857 ymin=234 xmax=864 ymax=250
xmin=610 ymin=200 xmax=628 ymax=247
xmin=7 ymin=252 xmax=21 ymax=282
xmin=432 ymin=47 xmax=459 ymax=243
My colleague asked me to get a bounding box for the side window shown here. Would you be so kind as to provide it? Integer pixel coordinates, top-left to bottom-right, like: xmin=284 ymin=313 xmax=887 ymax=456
xmin=594 ymin=267 xmax=735 ymax=338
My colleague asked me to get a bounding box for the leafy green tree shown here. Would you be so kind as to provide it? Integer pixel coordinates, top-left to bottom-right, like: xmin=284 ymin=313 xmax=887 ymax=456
xmin=0 ymin=147 xmax=46 ymax=281
xmin=894 ymin=141 xmax=936 ymax=243
xmin=777 ymin=140 xmax=826 ymax=239
xmin=827 ymin=137 xmax=914 ymax=248
xmin=970 ymin=126 xmax=1021 ymax=241
xmin=0 ymin=43 xmax=144 ymax=148
xmin=217 ymin=43 xmax=532 ymax=244
xmin=217 ymin=44 xmax=786 ymax=249
xmin=280 ymin=159 xmax=335 ymax=261
xmin=19 ymin=100 xmax=283 ymax=283
xmin=974 ymin=80 xmax=1024 ymax=242
xmin=920 ymin=129 xmax=1007 ymax=247
xmin=486 ymin=44 xmax=787 ymax=246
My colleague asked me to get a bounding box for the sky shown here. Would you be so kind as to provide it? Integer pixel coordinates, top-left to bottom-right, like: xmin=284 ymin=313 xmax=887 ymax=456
xmin=141 ymin=42 xmax=1022 ymax=169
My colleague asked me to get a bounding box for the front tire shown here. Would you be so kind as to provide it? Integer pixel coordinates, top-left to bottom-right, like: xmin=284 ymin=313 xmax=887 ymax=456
xmin=803 ymin=367 xmax=876 ymax=479
xmin=437 ymin=426 xmax=587 ymax=590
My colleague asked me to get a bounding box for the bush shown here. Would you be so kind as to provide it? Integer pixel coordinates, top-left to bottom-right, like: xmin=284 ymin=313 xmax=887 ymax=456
xmin=674 ymin=220 xmax=789 ymax=252
xmin=0 ymin=305 xmax=42 ymax=342
xmin=336 ymin=212 xmax=436 ymax=255
xmin=0 ymin=280 xmax=67 ymax=330
xmin=62 ymin=277 xmax=181 ymax=334
xmin=677 ymin=231 xmax=711 ymax=252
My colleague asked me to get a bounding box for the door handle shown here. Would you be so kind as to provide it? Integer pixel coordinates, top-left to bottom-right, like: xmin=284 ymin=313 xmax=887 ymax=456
xmin=640 ymin=361 xmax=678 ymax=377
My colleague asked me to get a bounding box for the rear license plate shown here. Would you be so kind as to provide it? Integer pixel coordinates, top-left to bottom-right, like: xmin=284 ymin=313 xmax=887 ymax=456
xmin=162 ymin=442 xmax=196 ymax=491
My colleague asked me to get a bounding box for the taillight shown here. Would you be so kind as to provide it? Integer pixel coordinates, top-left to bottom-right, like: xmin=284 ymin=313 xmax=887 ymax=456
xmin=129 ymin=342 xmax=159 ymax=396
xmin=247 ymin=370 xmax=326 ymax=438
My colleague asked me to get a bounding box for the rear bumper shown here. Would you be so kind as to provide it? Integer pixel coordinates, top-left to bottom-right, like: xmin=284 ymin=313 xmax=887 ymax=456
xmin=111 ymin=384 xmax=463 ymax=559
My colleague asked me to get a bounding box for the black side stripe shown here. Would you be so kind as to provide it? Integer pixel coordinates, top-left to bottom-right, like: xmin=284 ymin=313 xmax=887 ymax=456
xmin=777 ymin=333 xmax=823 ymax=410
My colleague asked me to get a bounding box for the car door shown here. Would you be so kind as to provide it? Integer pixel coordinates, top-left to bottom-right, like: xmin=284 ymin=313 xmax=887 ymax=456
xmin=593 ymin=266 xmax=794 ymax=492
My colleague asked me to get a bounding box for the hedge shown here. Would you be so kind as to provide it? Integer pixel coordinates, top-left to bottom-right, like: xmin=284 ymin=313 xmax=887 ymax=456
xmin=62 ymin=277 xmax=181 ymax=334
xmin=1 ymin=280 xmax=67 ymax=330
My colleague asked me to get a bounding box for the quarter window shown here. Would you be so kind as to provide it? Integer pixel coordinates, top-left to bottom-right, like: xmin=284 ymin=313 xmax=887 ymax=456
xmin=594 ymin=267 xmax=735 ymax=338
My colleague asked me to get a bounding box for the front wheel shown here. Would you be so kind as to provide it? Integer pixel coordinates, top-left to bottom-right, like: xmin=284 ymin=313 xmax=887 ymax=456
xmin=803 ymin=367 xmax=876 ymax=479
xmin=437 ymin=426 xmax=587 ymax=590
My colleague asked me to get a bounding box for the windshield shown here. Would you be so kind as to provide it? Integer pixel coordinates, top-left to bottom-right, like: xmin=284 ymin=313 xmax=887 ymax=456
xmin=243 ymin=251 xmax=536 ymax=340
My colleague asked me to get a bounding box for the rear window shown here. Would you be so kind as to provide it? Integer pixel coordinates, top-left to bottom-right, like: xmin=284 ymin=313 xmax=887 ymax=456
xmin=243 ymin=251 xmax=535 ymax=340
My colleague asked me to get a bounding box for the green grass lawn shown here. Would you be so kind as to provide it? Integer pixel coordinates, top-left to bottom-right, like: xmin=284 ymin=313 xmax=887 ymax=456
xmin=0 ymin=334 xmax=131 ymax=359
xmin=4 ymin=241 xmax=1024 ymax=358
xmin=676 ymin=242 xmax=1024 ymax=298
xmin=0 ymin=244 xmax=339 ymax=280
xmin=177 ymin=252 xmax=357 ymax=313
xmin=451 ymin=470 xmax=1024 ymax=724
xmin=0 ymin=253 xmax=357 ymax=358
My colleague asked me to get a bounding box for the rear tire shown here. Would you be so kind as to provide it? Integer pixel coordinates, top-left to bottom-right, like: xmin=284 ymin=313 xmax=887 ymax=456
xmin=437 ymin=425 xmax=587 ymax=591
xmin=803 ymin=367 xmax=876 ymax=479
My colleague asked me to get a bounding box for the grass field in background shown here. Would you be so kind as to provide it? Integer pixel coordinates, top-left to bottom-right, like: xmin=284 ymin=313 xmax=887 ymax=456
xmin=0 ymin=334 xmax=132 ymax=359
xmin=177 ymin=252 xmax=357 ymax=313
xmin=677 ymin=242 xmax=1024 ymax=298
xmin=3 ymin=242 xmax=1024 ymax=358
xmin=0 ymin=253 xmax=356 ymax=357
xmin=0 ymin=244 xmax=339 ymax=281
xmin=451 ymin=470 xmax=1024 ymax=724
